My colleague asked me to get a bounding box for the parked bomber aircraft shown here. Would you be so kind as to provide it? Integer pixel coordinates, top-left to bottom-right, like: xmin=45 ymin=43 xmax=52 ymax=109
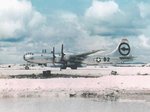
xmin=23 ymin=39 xmax=134 ymax=69
xmin=23 ymin=45 xmax=103 ymax=69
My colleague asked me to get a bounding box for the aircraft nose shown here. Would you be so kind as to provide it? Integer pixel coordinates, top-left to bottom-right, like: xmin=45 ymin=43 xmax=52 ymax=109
xmin=23 ymin=53 xmax=33 ymax=61
xmin=23 ymin=54 xmax=28 ymax=61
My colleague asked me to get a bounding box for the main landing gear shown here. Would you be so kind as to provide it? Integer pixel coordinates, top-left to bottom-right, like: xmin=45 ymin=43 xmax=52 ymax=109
xmin=60 ymin=65 xmax=77 ymax=70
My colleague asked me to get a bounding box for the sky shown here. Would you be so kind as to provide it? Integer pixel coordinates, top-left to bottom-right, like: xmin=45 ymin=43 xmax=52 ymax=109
xmin=0 ymin=0 xmax=150 ymax=63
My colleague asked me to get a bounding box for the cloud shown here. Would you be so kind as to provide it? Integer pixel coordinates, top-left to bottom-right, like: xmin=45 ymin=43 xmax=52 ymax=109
xmin=137 ymin=2 xmax=150 ymax=37
xmin=1 ymin=0 xmax=150 ymax=63
xmin=138 ymin=35 xmax=150 ymax=49
xmin=85 ymin=0 xmax=120 ymax=20
xmin=0 ymin=0 xmax=46 ymax=63
xmin=83 ymin=0 xmax=150 ymax=44
xmin=138 ymin=2 xmax=150 ymax=18
xmin=0 ymin=0 xmax=45 ymax=40
xmin=84 ymin=0 xmax=143 ymax=37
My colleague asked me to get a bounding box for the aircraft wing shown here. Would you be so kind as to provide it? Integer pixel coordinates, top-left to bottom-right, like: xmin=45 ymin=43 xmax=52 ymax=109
xmin=74 ymin=49 xmax=103 ymax=57
xmin=68 ymin=49 xmax=104 ymax=63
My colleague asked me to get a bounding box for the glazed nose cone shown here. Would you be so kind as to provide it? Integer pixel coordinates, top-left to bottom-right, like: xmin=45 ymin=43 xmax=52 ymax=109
xmin=23 ymin=54 xmax=32 ymax=61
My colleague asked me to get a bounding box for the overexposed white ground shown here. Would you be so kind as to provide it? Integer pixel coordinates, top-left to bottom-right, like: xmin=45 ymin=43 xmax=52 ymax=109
xmin=0 ymin=65 xmax=150 ymax=99
xmin=0 ymin=65 xmax=150 ymax=76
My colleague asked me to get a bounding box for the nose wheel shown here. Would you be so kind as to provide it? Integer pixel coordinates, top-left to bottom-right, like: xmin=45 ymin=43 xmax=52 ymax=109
xmin=25 ymin=66 xmax=29 ymax=70
xmin=24 ymin=62 xmax=30 ymax=70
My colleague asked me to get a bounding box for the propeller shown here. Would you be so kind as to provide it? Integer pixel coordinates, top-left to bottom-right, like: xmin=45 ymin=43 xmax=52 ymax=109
xmin=52 ymin=47 xmax=56 ymax=65
xmin=61 ymin=44 xmax=65 ymax=61
xmin=23 ymin=54 xmax=26 ymax=60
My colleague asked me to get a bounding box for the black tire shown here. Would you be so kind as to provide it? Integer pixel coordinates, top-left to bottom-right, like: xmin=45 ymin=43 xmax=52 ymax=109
xmin=71 ymin=66 xmax=77 ymax=69
xmin=61 ymin=66 xmax=67 ymax=69
xmin=25 ymin=66 xmax=29 ymax=70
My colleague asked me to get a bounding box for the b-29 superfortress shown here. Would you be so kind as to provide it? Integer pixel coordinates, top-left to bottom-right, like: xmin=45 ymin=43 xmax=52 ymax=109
xmin=23 ymin=39 xmax=134 ymax=69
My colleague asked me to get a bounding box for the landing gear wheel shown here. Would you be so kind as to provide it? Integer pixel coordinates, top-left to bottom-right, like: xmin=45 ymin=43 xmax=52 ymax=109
xmin=71 ymin=66 xmax=77 ymax=69
xmin=25 ymin=66 xmax=29 ymax=70
xmin=61 ymin=66 xmax=67 ymax=69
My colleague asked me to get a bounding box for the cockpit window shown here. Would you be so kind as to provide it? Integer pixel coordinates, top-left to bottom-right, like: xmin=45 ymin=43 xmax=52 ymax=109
xmin=26 ymin=52 xmax=33 ymax=55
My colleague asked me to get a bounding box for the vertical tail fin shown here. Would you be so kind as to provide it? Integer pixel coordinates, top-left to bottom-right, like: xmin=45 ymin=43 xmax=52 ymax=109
xmin=111 ymin=39 xmax=131 ymax=57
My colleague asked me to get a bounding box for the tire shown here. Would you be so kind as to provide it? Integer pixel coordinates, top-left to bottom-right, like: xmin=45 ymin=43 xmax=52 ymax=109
xmin=71 ymin=66 xmax=77 ymax=69
xmin=25 ymin=66 xmax=29 ymax=70
xmin=61 ymin=66 xmax=67 ymax=69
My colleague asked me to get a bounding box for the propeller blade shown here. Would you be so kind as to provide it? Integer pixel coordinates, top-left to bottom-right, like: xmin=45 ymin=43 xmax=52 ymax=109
xmin=52 ymin=47 xmax=56 ymax=65
xmin=61 ymin=44 xmax=65 ymax=61
xmin=61 ymin=44 xmax=63 ymax=54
